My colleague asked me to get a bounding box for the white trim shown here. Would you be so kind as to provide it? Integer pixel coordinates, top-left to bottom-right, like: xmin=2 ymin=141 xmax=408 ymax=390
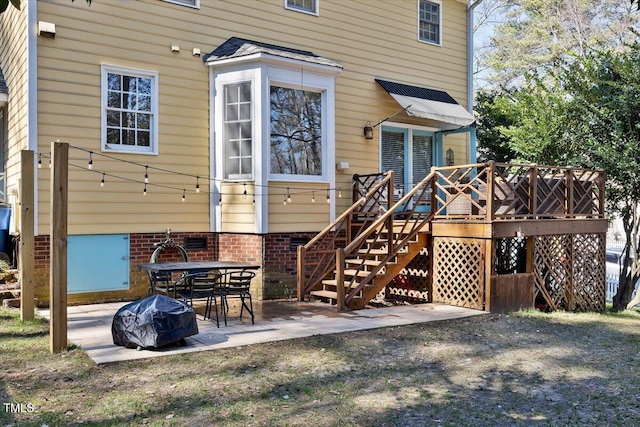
xmin=284 ymin=0 xmax=319 ymax=16
xmin=100 ymin=64 xmax=159 ymax=155
xmin=417 ymin=0 xmax=443 ymax=46
xmin=27 ymin=0 xmax=39 ymax=235
xmin=161 ymin=0 xmax=200 ymax=9
xmin=206 ymin=53 xmax=341 ymax=75
xmin=0 ymin=94 xmax=7 ymax=107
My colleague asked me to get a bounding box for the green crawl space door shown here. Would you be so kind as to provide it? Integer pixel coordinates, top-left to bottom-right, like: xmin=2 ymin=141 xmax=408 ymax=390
xmin=67 ymin=234 xmax=130 ymax=293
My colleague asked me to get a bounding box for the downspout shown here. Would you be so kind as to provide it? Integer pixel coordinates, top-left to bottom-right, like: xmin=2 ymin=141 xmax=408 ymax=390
xmin=467 ymin=0 xmax=482 ymax=164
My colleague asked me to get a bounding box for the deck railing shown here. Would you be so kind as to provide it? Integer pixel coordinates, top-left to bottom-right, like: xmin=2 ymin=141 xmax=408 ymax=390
xmin=433 ymin=162 xmax=605 ymax=221
xmin=297 ymin=171 xmax=394 ymax=299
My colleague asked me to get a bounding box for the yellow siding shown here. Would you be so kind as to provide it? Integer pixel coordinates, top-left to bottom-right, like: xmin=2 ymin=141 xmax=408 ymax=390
xmin=0 ymin=5 xmax=29 ymax=192
xmin=34 ymin=0 xmax=469 ymax=235
xmin=220 ymin=183 xmax=255 ymax=233
xmin=268 ymin=181 xmax=331 ymax=233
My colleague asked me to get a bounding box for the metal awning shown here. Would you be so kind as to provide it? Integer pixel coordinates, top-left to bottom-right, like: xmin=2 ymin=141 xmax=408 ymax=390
xmin=376 ymin=79 xmax=475 ymax=129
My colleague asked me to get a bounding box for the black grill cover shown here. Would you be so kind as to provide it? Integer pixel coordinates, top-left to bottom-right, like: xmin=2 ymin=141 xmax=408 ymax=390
xmin=111 ymin=295 xmax=198 ymax=349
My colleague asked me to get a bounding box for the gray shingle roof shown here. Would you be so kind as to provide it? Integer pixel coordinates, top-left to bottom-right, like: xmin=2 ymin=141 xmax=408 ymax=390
xmin=204 ymin=36 xmax=342 ymax=69
xmin=376 ymin=79 xmax=457 ymax=105
xmin=0 ymin=68 xmax=8 ymax=95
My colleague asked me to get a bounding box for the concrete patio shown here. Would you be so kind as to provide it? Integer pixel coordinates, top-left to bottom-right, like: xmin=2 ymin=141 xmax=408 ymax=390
xmin=39 ymin=300 xmax=486 ymax=364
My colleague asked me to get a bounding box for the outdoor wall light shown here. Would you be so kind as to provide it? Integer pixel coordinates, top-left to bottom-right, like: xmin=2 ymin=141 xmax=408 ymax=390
xmin=446 ymin=148 xmax=455 ymax=166
xmin=364 ymin=121 xmax=374 ymax=139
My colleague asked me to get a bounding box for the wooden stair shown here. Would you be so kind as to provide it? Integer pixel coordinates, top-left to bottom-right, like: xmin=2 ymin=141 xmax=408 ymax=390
xmin=309 ymin=224 xmax=430 ymax=309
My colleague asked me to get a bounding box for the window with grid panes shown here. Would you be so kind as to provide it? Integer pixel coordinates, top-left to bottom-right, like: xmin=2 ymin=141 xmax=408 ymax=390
xmin=419 ymin=0 xmax=440 ymax=44
xmin=224 ymin=82 xmax=253 ymax=179
xmin=102 ymin=65 xmax=158 ymax=154
xmin=285 ymin=0 xmax=318 ymax=15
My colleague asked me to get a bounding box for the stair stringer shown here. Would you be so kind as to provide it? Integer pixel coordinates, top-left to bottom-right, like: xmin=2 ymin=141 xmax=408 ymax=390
xmin=347 ymin=233 xmax=429 ymax=309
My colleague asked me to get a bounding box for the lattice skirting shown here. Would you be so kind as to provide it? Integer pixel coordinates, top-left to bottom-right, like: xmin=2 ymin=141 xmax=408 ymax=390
xmin=432 ymin=237 xmax=485 ymax=310
xmin=385 ymin=247 xmax=430 ymax=302
xmin=533 ymin=233 xmax=605 ymax=311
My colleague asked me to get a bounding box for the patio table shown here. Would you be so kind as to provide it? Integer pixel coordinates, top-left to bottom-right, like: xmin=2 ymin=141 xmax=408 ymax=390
xmin=137 ymin=261 xmax=260 ymax=275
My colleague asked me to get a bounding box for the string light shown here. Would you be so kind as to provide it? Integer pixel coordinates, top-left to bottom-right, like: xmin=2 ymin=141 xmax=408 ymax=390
xmin=252 ymin=193 xmax=256 ymax=205
xmin=338 ymin=188 xmax=342 ymax=198
xmin=100 ymin=173 xmax=105 ymax=187
xmin=243 ymin=183 xmax=247 ymax=199
xmin=38 ymin=154 xmax=42 ymax=169
xmin=143 ymin=183 xmax=147 ymax=196
xmin=326 ymin=189 xmax=330 ymax=204
xmin=312 ymin=191 xmax=315 ymax=203
xmin=283 ymin=193 xmax=287 ymax=205
xmin=195 ymin=176 xmax=200 ymax=193
xmin=182 ymin=189 xmax=186 ymax=202
xmin=286 ymin=187 xmax=291 ymax=203
xmin=88 ymin=151 xmax=93 ymax=170
xmin=144 ymin=166 xmax=149 ymax=184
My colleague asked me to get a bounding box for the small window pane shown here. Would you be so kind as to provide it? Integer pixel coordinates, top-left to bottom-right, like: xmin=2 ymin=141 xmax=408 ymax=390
xmin=107 ymin=91 xmax=121 ymax=108
xmin=107 ymin=111 xmax=120 ymax=127
xmin=138 ymin=94 xmax=151 ymax=112
xmin=228 ymin=140 xmax=240 ymax=157
xmin=137 ymin=130 xmax=150 ymax=147
xmin=107 ymin=128 xmax=120 ymax=145
xmin=241 ymin=139 xmax=251 ymax=156
xmin=226 ymin=105 xmax=238 ymax=121
xmin=239 ymin=103 xmax=250 ymax=120
xmin=107 ymin=73 xmax=121 ymax=91
xmin=286 ymin=0 xmax=317 ymax=14
xmin=137 ymin=113 xmax=150 ymax=130
xmin=122 ymin=129 xmax=135 ymax=145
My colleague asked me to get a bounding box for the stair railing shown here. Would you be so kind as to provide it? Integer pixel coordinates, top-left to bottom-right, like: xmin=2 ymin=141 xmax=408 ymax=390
xmin=339 ymin=170 xmax=437 ymax=306
xmin=297 ymin=171 xmax=394 ymax=300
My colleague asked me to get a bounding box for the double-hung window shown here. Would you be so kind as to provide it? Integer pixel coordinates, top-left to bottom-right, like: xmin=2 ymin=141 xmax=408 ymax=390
xmin=418 ymin=0 xmax=441 ymax=45
xmin=102 ymin=65 xmax=158 ymax=154
xmin=223 ymin=82 xmax=252 ymax=180
xmin=285 ymin=0 xmax=318 ymax=15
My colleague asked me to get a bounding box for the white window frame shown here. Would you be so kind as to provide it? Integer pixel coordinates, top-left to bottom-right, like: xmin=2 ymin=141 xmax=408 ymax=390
xmin=101 ymin=64 xmax=159 ymax=155
xmin=161 ymin=0 xmax=200 ymax=9
xmin=284 ymin=0 xmax=319 ymax=16
xmin=417 ymin=0 xmax=442 ymax=46
xmin=223 ymin=80 xmax=254 ymax=181
xmin=268 ymin=68 xmax=332 ymax=183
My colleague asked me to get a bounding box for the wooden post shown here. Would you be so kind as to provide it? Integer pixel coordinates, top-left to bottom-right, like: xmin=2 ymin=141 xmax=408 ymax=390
xmin=530 ymin=166 xmax=538 ymax=218
xmin=485 ymin=161 xmax=495 ymax=222
xmin=297 ymin=245 xmax=305 ymax=301
xmin=50 ymin=141 xmax=68 ymax=353
xmin=598 ymin=170 xmax=606 ymax=217
xmin=19 ymin=150 xmax=35 ymax=321
xmin=336 ymin=248 xmax=345 ymax=311
xmin=483 ymin=238 xmax=494 ymax=312
xmin=566 ymin=168 xmax=574 ymax=218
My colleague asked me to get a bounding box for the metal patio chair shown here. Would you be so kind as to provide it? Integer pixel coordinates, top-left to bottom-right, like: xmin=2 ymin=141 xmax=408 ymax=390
xmin=219 ymin=270 xmax=256 ymax=326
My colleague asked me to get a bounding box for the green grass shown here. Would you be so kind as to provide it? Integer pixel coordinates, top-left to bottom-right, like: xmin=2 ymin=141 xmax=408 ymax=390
xmin=1 ymin=305 xmax=640 ymax=426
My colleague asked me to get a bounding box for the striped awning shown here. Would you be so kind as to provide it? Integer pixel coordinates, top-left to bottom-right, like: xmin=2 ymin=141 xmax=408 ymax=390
xmin=376 ymin=79 xmax=475 ymax=129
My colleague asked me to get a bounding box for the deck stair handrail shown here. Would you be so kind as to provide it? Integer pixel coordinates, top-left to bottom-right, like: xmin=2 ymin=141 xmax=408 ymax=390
xmin=297 ymin=171 xmax=394 ymax=299
xmin=339 ymin=169 xmax=437 ymax=306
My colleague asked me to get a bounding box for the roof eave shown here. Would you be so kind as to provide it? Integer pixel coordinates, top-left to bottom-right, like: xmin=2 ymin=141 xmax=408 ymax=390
xmin=205 ymin=52 xmax=343 ymax=75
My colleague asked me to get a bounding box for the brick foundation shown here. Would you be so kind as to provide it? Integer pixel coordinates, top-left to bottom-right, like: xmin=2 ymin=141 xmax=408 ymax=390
xmin=32 ymin=231 xmax=315 ymax=307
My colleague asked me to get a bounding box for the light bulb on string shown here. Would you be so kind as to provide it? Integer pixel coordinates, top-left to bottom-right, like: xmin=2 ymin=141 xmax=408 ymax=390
xmin=144 ymin=166 xmax=149 ymax=184
xmin=88 ymin=151 xmax=93 ymax=170
xmin=100 ymin=173 xmax=105 ymax=187
xmin=143 ymin=183 xmax=147 ymax=196
xmin=195 ymin=176 xmax=200 ymax=193
xmin=38 ymin=154 xmax=42 ymax=169
xmin=283 ymin=193 xmax=287 ymax=205
xmin=182 ymin=189 xmax=186 ymax=202
xmin=326 ymin=189 xmax=330 ymax=204
xmin=287 ymin=187 xmax=291 ymax=203
xmin=312 ymin=191 xmax=315 ymax=203
xmin=243 ymin=183 xmax=247 ymax=199
xmin=252 ymin=193 xmax=256 ymax=205
xmin=338 ymin=188 xmax=342 ymax=198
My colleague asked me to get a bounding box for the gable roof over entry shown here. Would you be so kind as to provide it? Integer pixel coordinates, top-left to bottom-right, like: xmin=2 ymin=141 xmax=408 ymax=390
xmin=376 ymin=79 xmax=475 ymax=129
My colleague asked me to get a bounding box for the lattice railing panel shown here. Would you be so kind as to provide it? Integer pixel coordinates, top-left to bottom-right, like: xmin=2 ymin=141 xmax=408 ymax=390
xmin=533 ymin=233 xmax=605 ymax=311
xmin=432 ymin=238 xmax=485 ymax=310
